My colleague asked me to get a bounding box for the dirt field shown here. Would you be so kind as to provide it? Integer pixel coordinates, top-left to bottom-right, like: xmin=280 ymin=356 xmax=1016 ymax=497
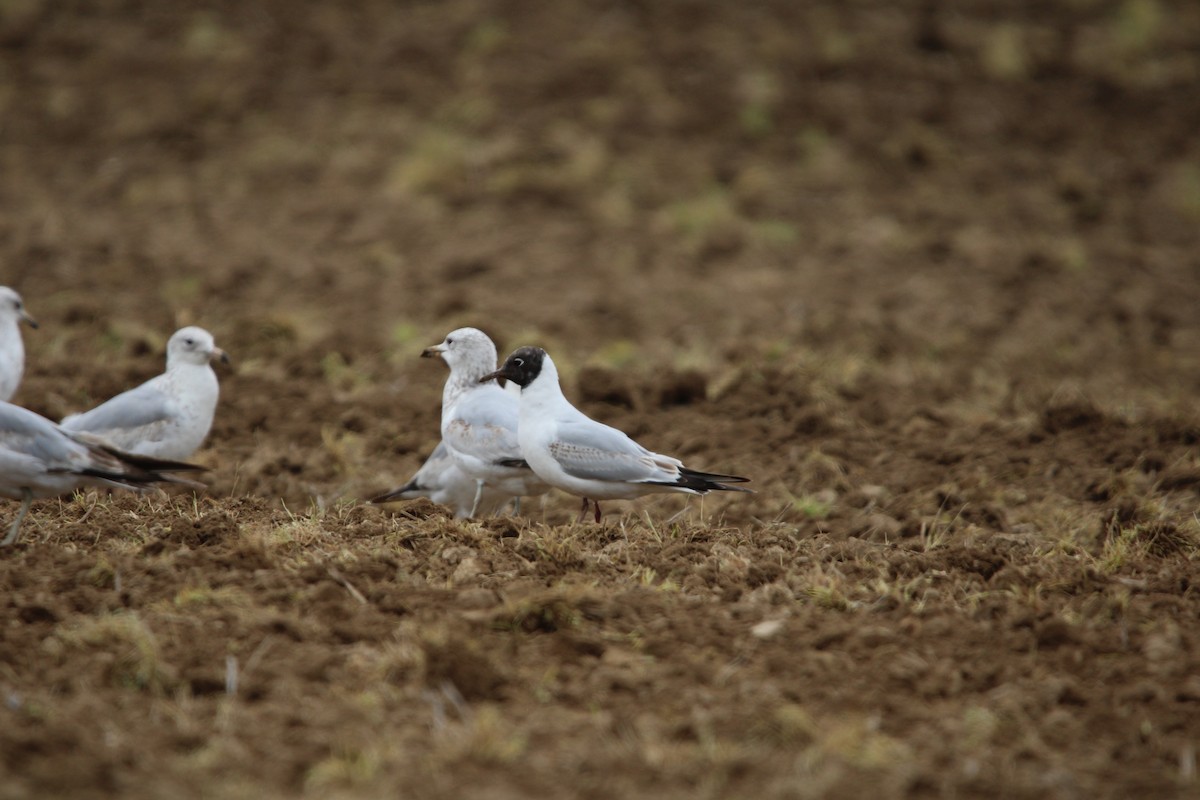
xmin=2 ymin=1 xmax=1200 ymax=797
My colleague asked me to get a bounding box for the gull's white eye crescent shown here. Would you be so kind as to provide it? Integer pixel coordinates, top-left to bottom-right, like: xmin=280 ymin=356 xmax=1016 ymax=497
xmin=513 ymin=358 xmax=524 ymax=367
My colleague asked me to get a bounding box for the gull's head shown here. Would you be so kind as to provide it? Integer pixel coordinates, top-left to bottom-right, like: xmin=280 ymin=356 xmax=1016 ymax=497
xmin=167 ymin=326 xmax=230 ymax=368
xmin=421 ymin=327 xmax=498 ymax=380
xmin=0 ymin=287 xmax=37 ymax=330
xmin=480 ymin=346 xmax=549 ymax=389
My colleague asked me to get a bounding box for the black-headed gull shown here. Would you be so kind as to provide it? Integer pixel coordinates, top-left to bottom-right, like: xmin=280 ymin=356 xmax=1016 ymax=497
xmin=0 ymin=287 xmax=38 ymax=403
xmin=481 ymin=346 xmax=751 ymax=522
xmin=421 ymin=328 xmax=549 ymax=517
xmin=0 ymin=401 xmax=205 ymax=545
xmin=61 ymin=326 xmax=229 ymax=460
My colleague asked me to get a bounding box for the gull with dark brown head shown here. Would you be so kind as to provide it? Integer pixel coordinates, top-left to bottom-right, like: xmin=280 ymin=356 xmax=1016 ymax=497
xmin=481 ymin=346 xmax=751 ymax=523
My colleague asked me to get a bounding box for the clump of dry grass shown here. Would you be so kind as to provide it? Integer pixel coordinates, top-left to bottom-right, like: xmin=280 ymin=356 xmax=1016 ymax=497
xmin=56 ymin=612 xmax=176 ymax=692
xmin=304 ymin=746 xmax=384 ymax=792
xmin=1103 ymin=520 xmax=1197 ymax=563
xmin=429 ymin=701 xmax=529 ymax=766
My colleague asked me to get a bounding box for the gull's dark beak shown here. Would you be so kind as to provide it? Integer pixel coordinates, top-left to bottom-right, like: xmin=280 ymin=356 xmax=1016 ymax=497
xmin=479 ymin=368 xmax=505 ymax=384
xmin=212 ymin=347 xmax=231 ymax=366
xmin=20 ymin=311 xmax=37 ymax=330
xmin=421 ymin=344 xmax=445 ymax=359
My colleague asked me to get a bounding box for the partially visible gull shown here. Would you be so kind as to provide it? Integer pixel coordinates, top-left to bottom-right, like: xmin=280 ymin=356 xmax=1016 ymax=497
xmin=369 ymin=440 xmax=511 ymax=518
xmin=0 ymin=287 xmax=38 ymax=403
xmin=0 ymin=401 xmax=205 ymax=545
xmin=61 ymin=326 xmax=228 ymax=460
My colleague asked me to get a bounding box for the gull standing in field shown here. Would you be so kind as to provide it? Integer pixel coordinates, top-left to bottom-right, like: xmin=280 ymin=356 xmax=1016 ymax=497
xmin=369 ymin=440 xmax=511 ymax=518
xmin=0 ymin=401 xmax=205 ymax=545
xmin=421 ymin=327 xmax=549 ymax=517
xmin=481 ymin=346 xmax=751 ymax=522
xmin=371 ymin=377 xmax=523 ymax=516
xmin=0 ymin=287 xmax=38 ymax=403
xmin=61 ymin=326 xmax=229 ymax=460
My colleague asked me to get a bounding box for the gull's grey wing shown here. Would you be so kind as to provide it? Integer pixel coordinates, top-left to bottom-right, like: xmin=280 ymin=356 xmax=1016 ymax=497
xmin=371 ymin=440 xmax=513 ymax=516
xmin=61 ymin=383 xmax=177 ymax=436
xmin=0 ymin=403 xmax=138 ymax=486
xmin=410 ymin=441 xmax=455 ymax=489
xmin=371 ymin=442 xmax=455 ymax=501
xmin=0 ymin=402 xmax=81 ymax=468
xmin=547 ymin=418 xmax=681 ymax=484
xmin=0 ymin=402 xmax=205 ymax=508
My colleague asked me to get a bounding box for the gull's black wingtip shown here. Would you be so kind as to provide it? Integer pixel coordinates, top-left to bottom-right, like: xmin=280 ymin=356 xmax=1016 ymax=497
xmin=679 ymin=467 xmax=751 ymax=484
xmin=496 ymin=457 xmax=531 ymax=470
xmin=668 ymin=467 xmax=754 ymax=494
xmin=368 ymin=479 xmax=421 ymax=504
xmin=98 ymin=447 xmax=209 ymax=474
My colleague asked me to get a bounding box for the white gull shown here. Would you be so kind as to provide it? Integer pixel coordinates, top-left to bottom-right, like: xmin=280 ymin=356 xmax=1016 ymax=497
xmin=421 ymin=328 xmax=549 ymax=517
xmin=369 ymin=440 xmax=511 ymax=518
xmin=481 ymin=346 xmax=751 ymax=522
xmin=0 ymin=287 xmax=38 ymax=403
xmin=0 ymin=401 xmax=204 ymax=545
xmin=61 ymin=326 xmax=228 ymax=460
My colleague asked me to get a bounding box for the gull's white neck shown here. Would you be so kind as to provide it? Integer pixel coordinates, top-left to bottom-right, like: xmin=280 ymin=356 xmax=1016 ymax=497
xmin=164 ymin=360 xmax=219 ymax=409
xmin=518 ymin=356 xmax=569 ymax=419
xmin=442 ymin=370 xmax=478 ymax=413
xmin=441 ymin=352 xmax=499 ymax=415
xmin=0 ymin=316 xmax=25 ymax=401
xmin=167 ymin=358 xmax=214 ymax=378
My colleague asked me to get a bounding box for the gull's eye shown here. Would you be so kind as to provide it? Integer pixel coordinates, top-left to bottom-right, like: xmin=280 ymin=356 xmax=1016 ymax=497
xmin=184 ymin=338 xmax=195 ymax=346
xmin=446 ymin=337 xmax=454 ymax=345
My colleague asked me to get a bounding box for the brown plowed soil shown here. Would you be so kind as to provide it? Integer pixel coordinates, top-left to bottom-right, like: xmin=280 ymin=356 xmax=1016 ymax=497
xmin=2 ymin=1 xmax=1200 ymax=797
